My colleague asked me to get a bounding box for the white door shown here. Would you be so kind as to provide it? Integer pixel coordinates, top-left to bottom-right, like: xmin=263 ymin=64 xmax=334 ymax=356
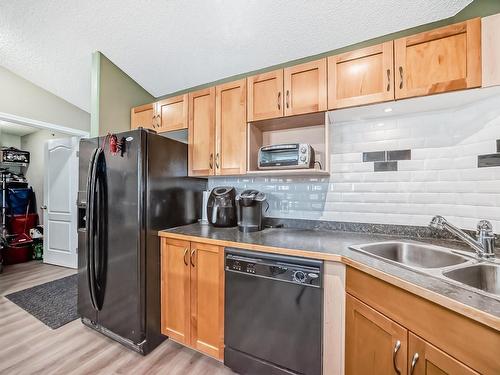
xmin=43 ymin=137 xmax=79 ymax=268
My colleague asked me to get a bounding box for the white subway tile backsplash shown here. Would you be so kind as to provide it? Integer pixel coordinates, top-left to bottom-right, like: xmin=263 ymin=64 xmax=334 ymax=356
xmin=208 ymin=94 xmax=500 ymax=232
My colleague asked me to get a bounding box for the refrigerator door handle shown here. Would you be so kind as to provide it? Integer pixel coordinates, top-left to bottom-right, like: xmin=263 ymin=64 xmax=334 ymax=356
xmin=86 ymin=147 xmax=100 ymax=311
xmin=94 ymin=149 xmax=107 ymax=311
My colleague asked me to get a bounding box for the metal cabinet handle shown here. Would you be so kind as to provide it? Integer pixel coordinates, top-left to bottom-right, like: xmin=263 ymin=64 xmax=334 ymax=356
xmin=387 ymin=69 xmax=391 ymax=92
xmin=393 ymin=340 xmax=401 ymax=375
xmin=215 ymin=153 xmax=220 ymax=169
xmin=183 ymin=248 xmax=189 ymax=266
xmin=209 ymin=153 xmax=213 ymax=169
xmin=277 ymin=92 xmax=281 ymax=110
xmin=410 ymin=353 xmax=419 ymax=375
xmin=399 ymin=66 xmax=403 ymax=89
xmin=190 ymin=249 xmax=196 ymax=267
xmin=286 ymin=90 xmax=290 ymax=108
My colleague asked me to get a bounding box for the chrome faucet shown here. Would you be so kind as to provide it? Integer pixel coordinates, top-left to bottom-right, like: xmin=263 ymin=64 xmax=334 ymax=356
xmin=429 ymin=216 xmax=496 ymax=259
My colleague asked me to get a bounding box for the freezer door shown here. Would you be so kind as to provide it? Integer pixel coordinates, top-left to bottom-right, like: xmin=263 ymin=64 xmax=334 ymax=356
xmin=77 ymin=137 xmax=99 ymax=323
xmin=96 ymin=130 xmax=145 ymax=344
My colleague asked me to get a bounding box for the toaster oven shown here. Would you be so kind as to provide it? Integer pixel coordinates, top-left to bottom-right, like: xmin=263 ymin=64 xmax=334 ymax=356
xmin=258 ymin=143 xmax=314 ymax=169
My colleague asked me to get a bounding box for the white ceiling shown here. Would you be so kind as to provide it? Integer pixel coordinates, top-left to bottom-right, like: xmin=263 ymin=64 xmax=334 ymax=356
xmin=0 ymin=120 xmax=38 ymax=136
xmin=0 ymin=0 xmax=472 ymax=113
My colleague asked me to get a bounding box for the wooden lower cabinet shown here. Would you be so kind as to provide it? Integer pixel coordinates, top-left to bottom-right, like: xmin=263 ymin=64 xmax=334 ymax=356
xmin=161 ymin=238 xmax=224 ymax=360
xmin=346 ymin=293 xmax=480 ymax=375
xmin=161 ymin=238 xmax=191 ymax=344
xmin=346 ymin=267 xmax=499 ymax=374
xmin=190 ymin=242 xmax=224 ymax=359
xmin=346 ymin=294 xmax=408 ymax=375
xmin=409 ymin=333 xmax=478 ymax=375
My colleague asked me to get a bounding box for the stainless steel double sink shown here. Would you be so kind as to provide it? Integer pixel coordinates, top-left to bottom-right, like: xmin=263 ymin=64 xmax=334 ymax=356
xmin=349 ymin=241 xmax=500 ymax=299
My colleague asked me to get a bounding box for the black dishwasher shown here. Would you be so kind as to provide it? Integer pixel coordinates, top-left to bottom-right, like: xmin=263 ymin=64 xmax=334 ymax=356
xmin=224 ymin=248 xmax=323 ymax=375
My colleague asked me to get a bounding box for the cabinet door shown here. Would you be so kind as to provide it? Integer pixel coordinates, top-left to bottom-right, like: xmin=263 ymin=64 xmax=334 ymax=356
xmin=328 ymin=42 xmax=394 ymax=109
xmin=157 ymin=94 xmax=188 ymax=132
xmin=395 ymin=18 xmax=481 ymax=99
xmin=161 ymin=238 xmax=191 ymax=345
xmin=215 ymin=79 xmax=247 ymax=175
xmin=408 ymin=333 xmax=479 ymax=375
xmin=346 ymin=294 xmax=408 ymax=375
xmin=189 ymin=242 xmax=224 ymax=360
xmin=482 ymin=13 xmax=500 ymax=88
xmin=284 ymin=59 xmax=327 ymax=116
xmin=188 ymin=88 xmax=215 ymax=176
xmin=130 ymin=103 xmax=155 ymax=129
xmin=247 ymin=69 xmax=283 ymax=121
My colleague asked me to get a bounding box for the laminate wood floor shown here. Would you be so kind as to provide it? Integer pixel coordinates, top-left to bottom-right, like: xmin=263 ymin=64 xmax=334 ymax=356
xmin=0 ymin=261 xmax=236 ymax=375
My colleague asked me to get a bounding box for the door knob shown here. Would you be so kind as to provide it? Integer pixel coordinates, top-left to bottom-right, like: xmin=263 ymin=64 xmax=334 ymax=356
xmin=41 ymin=205 xmax=47 ymax=210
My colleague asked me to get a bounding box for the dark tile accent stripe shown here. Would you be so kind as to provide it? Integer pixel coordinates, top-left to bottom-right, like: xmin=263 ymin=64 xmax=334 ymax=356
xmin=374 ymin=161 xmax=398 ymax=172
xmin=478 ymin=153 xmax=500 ymax=168
xmin=387 ymin=149 xmax=411 ymax=161
xmin=363 ymin=151 xmax=386 ymax=162
xmin=497 ymin=139 xmax=500 ymax=153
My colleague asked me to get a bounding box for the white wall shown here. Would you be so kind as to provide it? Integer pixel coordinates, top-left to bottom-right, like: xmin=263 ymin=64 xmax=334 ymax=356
xmin=21 ymin=130 xmax=69 ymax=224
xmin=210 ymin=94 xmax=500 ymax=232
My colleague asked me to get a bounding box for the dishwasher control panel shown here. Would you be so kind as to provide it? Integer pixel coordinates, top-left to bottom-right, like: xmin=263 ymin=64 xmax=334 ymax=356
xmin=225 ymin=251 xmax=322 ymax=287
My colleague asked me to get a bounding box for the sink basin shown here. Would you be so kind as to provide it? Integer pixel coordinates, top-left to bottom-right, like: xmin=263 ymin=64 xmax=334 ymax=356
xmin=352 ymin=242 xmax=469 ymax=269
xmin=443 ymin=264 xmax=500 ymax=296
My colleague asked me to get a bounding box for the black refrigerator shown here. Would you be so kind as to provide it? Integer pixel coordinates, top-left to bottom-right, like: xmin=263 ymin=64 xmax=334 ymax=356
xmin=77 ymin=128 xmax=206 ymax=354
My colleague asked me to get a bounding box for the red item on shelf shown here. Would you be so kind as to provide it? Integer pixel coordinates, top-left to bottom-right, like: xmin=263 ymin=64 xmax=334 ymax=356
xmin=3 ymin=245 xmax=33 ymax=265
xmin=8 ymin=213 xmax=38 ymax=235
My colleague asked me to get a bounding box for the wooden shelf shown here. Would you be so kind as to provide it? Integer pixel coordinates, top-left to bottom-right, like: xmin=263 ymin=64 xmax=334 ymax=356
xmin=250 ymin=112 xmax=326 ymax=131
xmin=246 ymin=169 xmax=330 ymax=177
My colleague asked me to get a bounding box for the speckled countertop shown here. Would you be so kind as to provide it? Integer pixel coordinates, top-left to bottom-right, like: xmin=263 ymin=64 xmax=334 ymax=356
xmin=159 ymin=223 xmax=500 ymax=328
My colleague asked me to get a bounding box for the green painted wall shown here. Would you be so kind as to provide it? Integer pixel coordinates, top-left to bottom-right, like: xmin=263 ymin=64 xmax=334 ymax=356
xmin=91 ymin=52 xmax=155 ymax=136
xmin=157 ymin=0 xmax=500 ymax=101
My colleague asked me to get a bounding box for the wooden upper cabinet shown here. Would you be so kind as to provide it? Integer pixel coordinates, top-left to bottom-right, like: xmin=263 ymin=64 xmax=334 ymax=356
xmin=247 ymin=69 xmax=284 ymax=121
xmin=395 ymin=18 xmax=481 ymax=99
xmin=188 ymin=88 xmax=215 ymax=176
xmin=346 ymin=294 xmax=408 ymax=375
xmin=157 ymin=94 xmax=188 ymax=132
xmin=328 ymin=42 xmax=394 ymax=109
xmin=482 ymin=13 xmax=500 ymax=88
xmin=408 ymin=333 xmax=479 ymax=375
xmin=284 ymin=59 xmax=327 ymax=116
xmin=189 ymin=242 xmax=224 ymax=360
xmin=215 ymin=79 xmax=247 ymax=175
xmin=161 ymin=238 xmax=191 ymax=345
xmin=131 ymin=103 xmax=155 ymax=129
